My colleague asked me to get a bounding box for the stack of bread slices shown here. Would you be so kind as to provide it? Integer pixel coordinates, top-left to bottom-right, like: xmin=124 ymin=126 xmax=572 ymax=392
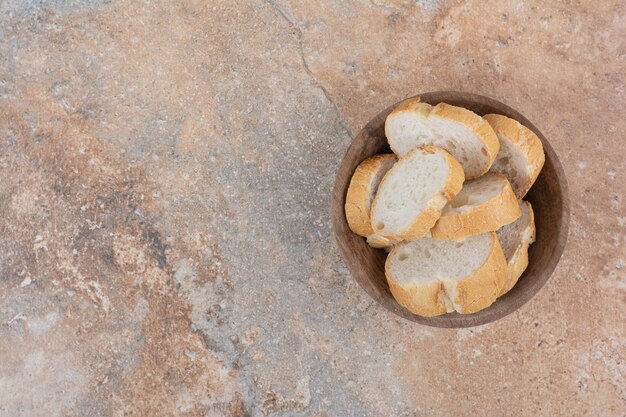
xmin=345 ymin=100 xmax=545 ymax=316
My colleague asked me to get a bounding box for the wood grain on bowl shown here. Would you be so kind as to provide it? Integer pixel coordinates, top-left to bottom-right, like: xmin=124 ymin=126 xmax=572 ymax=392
xmin=331 ymin=91 xmax=570 ymax=328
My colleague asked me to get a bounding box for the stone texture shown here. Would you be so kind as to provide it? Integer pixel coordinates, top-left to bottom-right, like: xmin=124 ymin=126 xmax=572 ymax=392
xmin=0 ymin=0 xmax=624 ymax=416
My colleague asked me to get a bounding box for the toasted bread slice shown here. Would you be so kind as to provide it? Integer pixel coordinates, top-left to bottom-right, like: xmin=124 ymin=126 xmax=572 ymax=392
xmin=496 ymin=200 xmax=536 ymax=295
xmin=345 ymin=154 xmax=397 ymax=247
xmin=385 ymin=100 xmax=499 ymax=179
xmin=483 ymin=114 xmax=545 ymax=198
xmin=431 ymin=172 xmax=521 ymax=240
xmin=370 ymin=146 xmax=464 ymax=242
xmin=385 ymin=233 xmax=507 ymax=316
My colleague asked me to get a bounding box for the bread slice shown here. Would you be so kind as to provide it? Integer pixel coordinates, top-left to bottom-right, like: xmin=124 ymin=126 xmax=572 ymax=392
xmin=370 ymin=145 xmax=464 ymax=242
xmin=496 ymin=200 xmax=536 ymax=295
xmin=385 ymin=100 xmax=500 ymax=179
xmin=345 ymin=154 xmax=397 ymax=247
xmin=483 ymin=114 xmax=545 ymax=198
xmin=431 ymin=172 xmax=521 ymax=240
xmin=385 ymin=233 xmax=507 ymax=316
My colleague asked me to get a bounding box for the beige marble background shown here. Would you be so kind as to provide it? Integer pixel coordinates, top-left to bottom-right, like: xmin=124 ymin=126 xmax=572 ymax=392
xmin=0 ymin=0 xmax=624 ymax=416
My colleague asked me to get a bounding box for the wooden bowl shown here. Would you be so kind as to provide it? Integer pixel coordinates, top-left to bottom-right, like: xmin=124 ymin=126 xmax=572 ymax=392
xmin=332 ymin=91 xmax=569 ymax=328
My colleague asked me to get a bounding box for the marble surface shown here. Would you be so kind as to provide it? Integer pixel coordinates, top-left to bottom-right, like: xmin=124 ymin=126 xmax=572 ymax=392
xmin=0 ymin=1 xmax=624 ymax=416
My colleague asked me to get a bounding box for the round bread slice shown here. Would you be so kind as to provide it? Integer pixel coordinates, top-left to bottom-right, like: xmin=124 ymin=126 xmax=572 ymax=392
xmin=431 ymin=172 xmax=521 ymax=240
xmin=385 ymin=233 xmax=507 ymax=316
xmin=385 ymin=99 xmax=500 ymax=179
xmin=370 ymin=145 xmax=464 ymax=242
xmin=483 ymin=113 xmax=545 ymax=198
xmin=496 ymin=200 xmax=536 ymax=295
xmin=345 ymin=154 xmax=397 ymax=245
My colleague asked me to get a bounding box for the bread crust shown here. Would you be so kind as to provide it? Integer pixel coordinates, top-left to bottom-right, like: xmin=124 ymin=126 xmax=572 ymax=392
xmin=386 ymin=278 xmax=448 ymax=317
xmin=499 ymin=201 xmax=536 ymax=295
xmin=483 ymin=113 xmax=545 ymax=198
xmin=345 ymin=154 xmax=397 ymax=238
xmin=386 ymin=99 xmax=500 ymax=179
xmin=385 ymin=233 xmax=508 ymax=316
xmin=431 ymin=173 xmax=521 ymax=240
xmin=371 ymin=146 xmax=464 ymax=243
xmin=384 ymin=98 xmax=432 ymax=124
xmin=366 ymin=234 xmax=397 ymax=248
xmin=432 ymin=103 xmax=500 ymax=178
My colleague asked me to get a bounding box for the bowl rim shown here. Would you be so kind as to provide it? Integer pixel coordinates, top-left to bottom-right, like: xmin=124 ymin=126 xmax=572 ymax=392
xmin=332 ymin=91 xmax=570 ymax=328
